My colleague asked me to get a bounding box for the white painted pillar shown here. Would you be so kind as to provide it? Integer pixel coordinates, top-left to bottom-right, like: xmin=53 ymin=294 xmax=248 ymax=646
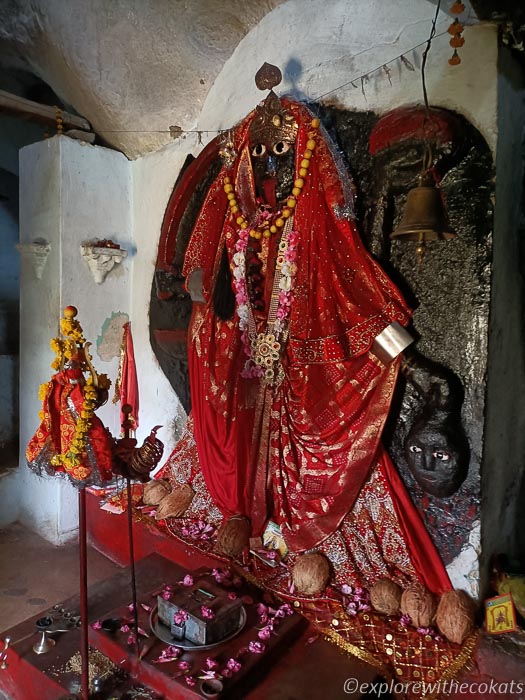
xmin=17 ymin=135 xmax=132 ymax=544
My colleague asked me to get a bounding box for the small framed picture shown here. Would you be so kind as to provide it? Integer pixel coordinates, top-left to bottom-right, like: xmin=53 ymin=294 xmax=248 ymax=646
xmin=485 ymin=593 xmax=518 ymax=635
xmin=262 ymin=521 xmax=289 ymax=559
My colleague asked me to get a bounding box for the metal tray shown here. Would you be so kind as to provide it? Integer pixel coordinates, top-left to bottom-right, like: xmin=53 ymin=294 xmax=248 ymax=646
xmin=149 ymin=606 xmax=247 ymax=651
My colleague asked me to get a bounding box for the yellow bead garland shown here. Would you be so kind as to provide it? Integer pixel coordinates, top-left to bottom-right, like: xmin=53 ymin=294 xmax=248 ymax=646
xmin=223 ymin=117 xmax=320 ymax=237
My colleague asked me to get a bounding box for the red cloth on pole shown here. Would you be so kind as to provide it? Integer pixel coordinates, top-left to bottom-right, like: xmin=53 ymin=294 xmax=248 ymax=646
xmin=120 ymin=322 xmax=139 ymax=429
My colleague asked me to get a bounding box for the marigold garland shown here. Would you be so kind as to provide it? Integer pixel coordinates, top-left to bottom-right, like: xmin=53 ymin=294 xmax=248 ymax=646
xmin=448 ymin=1 xmax=466 ymax=66
xmin=38 ymin=382 xmax=49 ymax=401
xmin=44 ymin=306 xmax=111 ymax=471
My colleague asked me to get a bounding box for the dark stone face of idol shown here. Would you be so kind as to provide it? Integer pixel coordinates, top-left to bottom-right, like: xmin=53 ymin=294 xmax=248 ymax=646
xmin=250 ymin=137 xmax=295 ymax=203
xmin=405 ymin=412 xmax=469 ymax=498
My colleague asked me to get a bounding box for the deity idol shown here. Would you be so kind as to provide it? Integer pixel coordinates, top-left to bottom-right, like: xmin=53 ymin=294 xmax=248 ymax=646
xmin=152 ymin=65 xmax=454 ymax=596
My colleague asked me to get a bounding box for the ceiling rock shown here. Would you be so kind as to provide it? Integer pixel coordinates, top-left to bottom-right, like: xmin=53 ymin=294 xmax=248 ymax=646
xmin=0 ymin=0 xmax=285 ymax=158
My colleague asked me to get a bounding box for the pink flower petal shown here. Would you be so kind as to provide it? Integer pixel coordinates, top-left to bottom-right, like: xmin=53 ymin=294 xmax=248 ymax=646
xmin=173 ymin=610 xmax=189 ymax=626
xmin=201 ymin=605 xmax=215 ymax=620
xmin=152 ymin=645 xmax=182 ymax=664
xmin=400 ymin=613 xmax=411 ymax=627
xmin=226 ymin=657 xmax=242 ymax=672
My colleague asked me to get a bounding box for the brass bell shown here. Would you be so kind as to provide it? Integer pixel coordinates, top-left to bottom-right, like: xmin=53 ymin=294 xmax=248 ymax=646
xmin=391 ymin=172 xmax=455 ymax=243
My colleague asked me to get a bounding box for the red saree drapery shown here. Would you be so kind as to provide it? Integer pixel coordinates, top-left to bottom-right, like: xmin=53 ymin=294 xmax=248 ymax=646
xmin=178 ymin=99 xmax=451 ymax=594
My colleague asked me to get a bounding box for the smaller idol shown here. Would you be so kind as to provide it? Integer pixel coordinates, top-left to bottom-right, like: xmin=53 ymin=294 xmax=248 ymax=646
xmin=27 ymin=305 xmax=114 ymax=486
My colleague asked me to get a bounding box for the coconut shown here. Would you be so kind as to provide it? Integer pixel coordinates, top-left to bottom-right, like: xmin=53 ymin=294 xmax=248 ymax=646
xmin=370 ymin=578 xmax=403 ymax=615
xmin=154 ymin=484 xmax=194 ymax=519
xmin=143 ymin=479 xmax=171 ymax=505
xmin=436 ymin=590 xmax=476 ymax=644
xmin=400 ymin=582 xmax=437 ymax=628
xmin=217 ymin=517 xmax=251 ymax=558
xmin=292 ymin=552 xmax=331 ymax=596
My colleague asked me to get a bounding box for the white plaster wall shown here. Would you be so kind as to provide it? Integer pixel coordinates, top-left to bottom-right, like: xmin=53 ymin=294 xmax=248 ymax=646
xmin=11 ymin=132 xmax=187 ymax=541
xmin=130 ymin=146 xmax=188 ymax=457
xmin=16 ymin=135 xmax=132 ymax=543
xmin=17 ymin=137 xmax=64 ymax=542
xmin=198 ymin=2 xmax=497 ymax=156
xmin=58 ymin=137 xmax=133 ymax=439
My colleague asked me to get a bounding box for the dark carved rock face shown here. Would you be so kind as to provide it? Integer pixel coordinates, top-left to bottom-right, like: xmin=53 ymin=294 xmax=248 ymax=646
xmin=405 ymin=413 xmax=469 ymax=498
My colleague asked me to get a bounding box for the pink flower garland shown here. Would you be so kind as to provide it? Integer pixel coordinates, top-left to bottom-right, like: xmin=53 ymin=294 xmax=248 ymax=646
xmin=231 ymin=224 xmax=299 ymax=380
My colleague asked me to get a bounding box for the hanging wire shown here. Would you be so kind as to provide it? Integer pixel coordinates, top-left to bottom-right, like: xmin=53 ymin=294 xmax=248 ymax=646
xmin=3 ymin=22 xmax=449 ymax=139
xmin=418 ymin=0 xmax=444 ymax=174
xmin=313 ymin=30 xmax=447 ymax=103
xmin=91 ymin=29 xmax=449 ymax=137
xmin=421 ymin=0 xmax=443 ymax=114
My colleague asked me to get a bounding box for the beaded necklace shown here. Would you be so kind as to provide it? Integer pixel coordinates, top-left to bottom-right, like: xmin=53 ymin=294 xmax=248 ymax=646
xmin=224 ymin=118 xmax=320 ymax=386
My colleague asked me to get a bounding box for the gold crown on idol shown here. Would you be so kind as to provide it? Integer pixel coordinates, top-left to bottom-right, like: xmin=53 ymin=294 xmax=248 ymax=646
xmin=248 ymin=63 xmax=298 ymax=144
